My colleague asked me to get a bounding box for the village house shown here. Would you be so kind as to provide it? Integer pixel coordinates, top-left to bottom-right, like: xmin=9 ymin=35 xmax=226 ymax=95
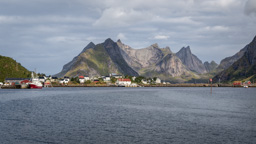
xmin=84 ymin=76 xmax=90 ymax=81
xmin=64 ymin=76 xmax=70 ymax=83
xmin=116 ymin=78 xmax=131 ymax=86
xmin=110 ymin=73 xmax=123 ymax=79
xmin=102 ymin=76 xmax=111 ymax=82
xmin=59 ymin=79 xmax=64 ymax=84
xmin=141 ymin=79 xmax=148 ymax=84
xmin=39 ymin=77 xmax=45 ymax=83
xmin=155 ymin=78 xmax=161 ymax=84
xmin=51 ymin=77 xmax=58 ymax=82
xmin=79 ymin=76 xmax=85 ymax=84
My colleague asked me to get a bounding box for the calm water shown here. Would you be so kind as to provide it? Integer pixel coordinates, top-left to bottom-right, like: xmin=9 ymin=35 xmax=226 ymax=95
xmin=0 ymin=87 xmax=255 ymax=144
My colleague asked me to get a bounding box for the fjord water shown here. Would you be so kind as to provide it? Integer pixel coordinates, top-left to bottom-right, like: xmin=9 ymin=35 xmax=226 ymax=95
xmin=0 ymin=87 xmax=255 ymax=144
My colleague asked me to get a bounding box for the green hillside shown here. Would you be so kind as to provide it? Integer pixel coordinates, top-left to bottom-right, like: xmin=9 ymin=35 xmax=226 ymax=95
xmin=65 ymin=44 xmax=121 ymax=77
xmin=0 ymin=55 xmax=31 ymax=82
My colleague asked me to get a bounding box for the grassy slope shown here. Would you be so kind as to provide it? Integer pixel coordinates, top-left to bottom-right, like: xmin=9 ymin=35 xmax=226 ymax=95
xmin=0 ymin=55 xmax=31 ymax=82
xmin=65 ymin=44 xmax=120 ymax=76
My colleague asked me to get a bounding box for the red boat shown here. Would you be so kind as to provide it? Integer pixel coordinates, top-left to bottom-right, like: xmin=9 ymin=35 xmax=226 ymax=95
xmin=29 ymin=83 xmax=43 ymax=89
xmin=29 ymin=73 xmax=43 ymax=89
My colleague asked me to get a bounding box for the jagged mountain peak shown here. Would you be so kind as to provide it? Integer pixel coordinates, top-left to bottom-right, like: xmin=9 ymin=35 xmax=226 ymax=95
xmin=176 ymin=46 xmax=207 ymax=74
xmin=179 ymin=46 xmax=191 ymax=54
xmin=151 ymin=43 xmax=159 ymax=48
xmin=80 ymin=42 xmax=95 ymax=54
xmin=104 ymin=38 xmax=114 ymax=44
xmin=117 ymin=39 xmax=122 ymax=43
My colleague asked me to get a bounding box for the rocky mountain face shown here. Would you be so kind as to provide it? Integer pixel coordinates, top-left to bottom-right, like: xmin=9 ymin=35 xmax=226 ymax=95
xmin=117 ymin=40 xmax=193 ymax=80
xmin=176 ymin=46 xmax=207 ymax=74
xmin=217 ymin=45 xmax=249 ymax=70
xmin=55 ymin=39 xmax=138 ymax=78
xmin=214 ymin=36 xmax=256 ymax=82
xmin=55 ymin=38 xmax=213 ymax=82
xmin=204 ymin=61 xmax=218 ymax=73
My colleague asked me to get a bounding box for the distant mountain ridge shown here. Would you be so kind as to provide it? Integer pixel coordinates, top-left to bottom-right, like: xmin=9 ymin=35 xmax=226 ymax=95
xmin=55 ymin=38 xmax=216 ymax=82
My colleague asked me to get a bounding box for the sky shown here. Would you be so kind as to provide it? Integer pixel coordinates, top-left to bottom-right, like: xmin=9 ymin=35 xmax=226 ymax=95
xmin=0 ymin=0 xmax=256 ymax=75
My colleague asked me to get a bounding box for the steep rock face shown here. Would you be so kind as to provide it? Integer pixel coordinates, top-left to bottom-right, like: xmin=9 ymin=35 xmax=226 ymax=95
xmin=217 ymin=45 xmax=248 ymax=70
xmin=56 ymin=42 xmax=96 ymax=77
xmin=117 ymin=40 xmax=164 ymax=70
xmin=204 ymin=61 xmax=218 ymax=72
xmin=103 ymin=38 xmax=139 ymax=76
xmin=214 ymin=36 xmax=256 ymax=82
xmin=176 ymin=46 xmax=207 ymax=74
xmin=117 ymin=40 xmax=190 ymax=78
xmin=154 ymin=53 xmax=190 ymax=77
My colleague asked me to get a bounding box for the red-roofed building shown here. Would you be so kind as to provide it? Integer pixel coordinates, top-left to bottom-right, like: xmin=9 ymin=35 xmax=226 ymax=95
xmin=79 ymin=76 xmax=84 ymax=79
xmin=116 ymin=78 xmax=131 ymax=86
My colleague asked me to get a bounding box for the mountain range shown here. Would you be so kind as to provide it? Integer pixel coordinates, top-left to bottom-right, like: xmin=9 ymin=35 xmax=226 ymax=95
xmin=55 ymin=38 xmax=220 ymax=82
xmin=1 ymin=36 xmax=254 ymax=83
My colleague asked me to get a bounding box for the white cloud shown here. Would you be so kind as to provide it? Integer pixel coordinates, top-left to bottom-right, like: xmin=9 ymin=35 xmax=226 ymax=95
xmin=0 ymin=15 xmax=93 ymax=24
xmin=117 ymin=33 xmax=127 ymax=40
xmin=93 ymin=7 xmax=152 ymax=27
xmin=153 ymin=35 xmax=169 ymax=40
xmin=202 ymin=25 xmax=230 ymax=32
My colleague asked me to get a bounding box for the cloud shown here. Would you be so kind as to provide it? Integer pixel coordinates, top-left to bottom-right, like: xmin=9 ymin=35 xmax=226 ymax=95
xmin=117 ymin=33 xmax=127 ymax=40
xmin=153 ymin=35 xmax=169 ymax=40
xmin=1 ymin=0 xmax=255 ymax=75
xmin=244 ymin=0 xmax=256 ymax=15
xmin=93 ymin=7 xmax=151 ymax=27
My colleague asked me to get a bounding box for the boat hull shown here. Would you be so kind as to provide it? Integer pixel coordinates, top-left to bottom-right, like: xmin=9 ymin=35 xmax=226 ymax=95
xmin=29 ymin=84 xmax=43 ymax=89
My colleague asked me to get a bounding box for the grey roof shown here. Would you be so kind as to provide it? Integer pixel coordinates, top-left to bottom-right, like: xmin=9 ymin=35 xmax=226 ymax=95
xmin=5 ymin=78 xmax=30 ymax=81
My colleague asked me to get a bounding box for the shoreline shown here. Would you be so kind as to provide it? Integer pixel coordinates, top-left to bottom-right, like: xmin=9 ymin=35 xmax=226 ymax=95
xmin=1 ymin=84 xmax=255 ymax=89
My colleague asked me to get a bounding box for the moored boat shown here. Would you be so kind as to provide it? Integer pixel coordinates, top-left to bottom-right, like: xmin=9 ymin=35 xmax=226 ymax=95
xmin=29 ymin=73 xmax=43 ymax=89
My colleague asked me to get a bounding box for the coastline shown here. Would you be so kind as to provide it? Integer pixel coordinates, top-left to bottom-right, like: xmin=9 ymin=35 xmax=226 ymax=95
xmin=2 ymin=83 xmax=255 ymax=89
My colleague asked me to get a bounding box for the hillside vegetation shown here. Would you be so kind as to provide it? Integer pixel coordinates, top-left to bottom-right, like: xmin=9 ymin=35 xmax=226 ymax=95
xmin=0 ymin=55 xmax=31 ymax=82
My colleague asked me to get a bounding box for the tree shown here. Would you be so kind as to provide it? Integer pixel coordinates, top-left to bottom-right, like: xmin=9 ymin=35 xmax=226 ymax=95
xmin=85 ymin=80 xmax=91 ymax=84
xmin=111 ymin=77 xmax=117 ymax=83
xmin=135 ymin=76 xmax=145 ymax=84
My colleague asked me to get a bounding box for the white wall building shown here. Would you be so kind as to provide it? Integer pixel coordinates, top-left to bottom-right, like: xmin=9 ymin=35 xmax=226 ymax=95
xmin=116 ymin=79 xmax=131 ymax=86
xmin=155 ymin=78 xmax=161 ymax=84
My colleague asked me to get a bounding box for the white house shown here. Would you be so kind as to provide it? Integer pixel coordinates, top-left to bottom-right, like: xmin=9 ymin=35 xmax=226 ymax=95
xmin=79 ymin=76 xmax=85 ymax=84
xmin=51 ymin=77 xmax=58 ymax=82
xmin=141 ymin=79 xmax=148 ymax=84
xmin=59 ymin=79 xmax=64 ymax=84
xmin=116 ymin=78 xmax=131 ymax=86
xmin=39 ymin=77 xmax=45 ymax=83
xmin=155 ymin=78 xmax=161 ymax=84
xmin=103 ymin=76 xmax=111 ymax=82
xmin=64 ymin=76 xmax=70 ymax=83
xmin=84 ymin=76 xmax=90 ymax=81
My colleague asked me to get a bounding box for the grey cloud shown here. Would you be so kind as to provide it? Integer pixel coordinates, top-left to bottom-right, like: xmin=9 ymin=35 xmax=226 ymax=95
xmin=0 ymin=0 xmax=255 ymax=75
xmin=244 ymin=0 xmax=256 ymax=15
